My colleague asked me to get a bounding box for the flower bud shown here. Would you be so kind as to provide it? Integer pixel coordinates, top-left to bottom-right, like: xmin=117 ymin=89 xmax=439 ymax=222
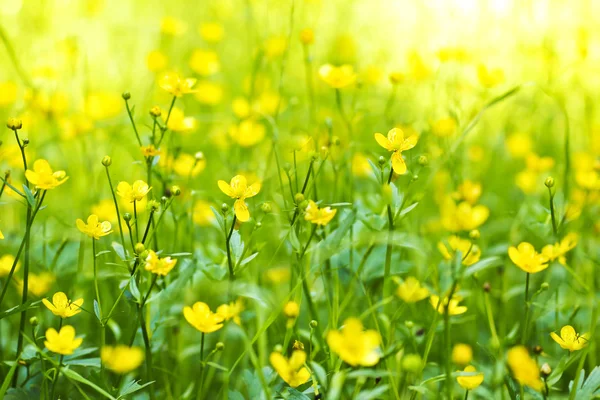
xmin=293 ymin=340 xmax=304 ymax=351
xmin=469 ymin=229 xmax=480 ymax=240
xmin=401 ymin=354 xmax=423 ymax=373
xmin=134 ymin=243 xmax=145 ymax=254
xmin=261 ymin=202 xmax=272 ymax=213
xmin=299 ymin=199 xmax=309 ymax=210
xmin=150 ymin=106 xmax=161 ymax=117
xmin=541 ymin=282 xmax=549 ymax=291
xmin=483 ymin=282 xmax=491 ymax=292
xmin=273 ymin=344 xmax=283 ymax=353
xmin=283 ymin=162 xmax=292 ymax=173
xmin=102 ymin=156 xmax=112 ymax=167
xmin=418 ymin=155 xmax=428 ymax=166
xmin=545 ymin=176 xmax=555 ymax=188
xmin=7 ymin=118 xmax=22 ymax=130
xmin=216 ymin=342 xmax=225 ymax=351
xmin=148 ymin=200 xmax=160 ymax=212
xmin=411 ymin=174 xmax=419 ymax=182
xmin=122 ymin=92 xmax=131 ymax=100
xmin=195 ymin=151 xmax=205 ymax=161
xmin=294 ymin=193 xmax=305 ymax=204
xmin=533 ymin=345 xmax=543 ymax=355
xmin=29 ymin=316 xmax=38 ymax=326
xmin=540 ymin=363 xmax=551 ymax=377
xmin=171 ymin=185 xmax=181 ymax=196
xmin=221 ymin=203 xmax=229 ymax=213
xmin=123 ymin=213 xmax=132 ymax=222
xmin=331 ymin=136 xmax=341 ymax=146
xmin=324 ymin=117 xmax=333 ymax=129
xmin=378 ymin=156 xmax=387 ymax=167
xmin=309 ymin=320 xmax=318 ymax=329
xmin=299 ymin=28 xmax=314 ymax=45
xmin=405 ymin=320 xmax=414 ymax=329
xmin=22 ymin=138 xmax=29 ymax=147
xmin=284 ymin=301 xmax=300 ymax=319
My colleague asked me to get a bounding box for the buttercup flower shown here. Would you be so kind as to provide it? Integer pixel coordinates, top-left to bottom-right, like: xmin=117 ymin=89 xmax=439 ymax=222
xmin=183 ymin=302 xmax=224 ymax=333
xmin=327 ymin=318 xmax=381 ymax=367
xmin=25 ymin=159 xmax=69 ymax=190
xmin=456 ymin=365 xmax=484 ymax=390
xmin=145 ymin=250 xmax=177 ymax=276
xmin=164 ymin=107 xmax=197 ymax=133
xmin=0 ymin=255 xmax=19 ymax=278
xmin=101 ymin=345 xmax=145 ymax=374
xmin=116 ymin=180 xmax=151 ymax=203
xmin=304 ymin=200 xmax=337 ymax=226
xmin=216 ymin=298 xmax=244 ymax=325
xmin=452 ymin=344 xmax=473 ymax=365
xmin=453 ymin=180 xmax=482 ymax=205
xmin=318 ymin=64 xmax=357 ymax=89
xmin=158 ymin=72 xmax=197 ymax=97
xmin=270 ymin=350 xmax=311 ymax=388
xmin=218 ymin=175 xmax=261 ymax=222
xmin=283 ymin=301 xmax=300 ymax=319
xmin=44 ymin=325 xmax=83 ymax=355
xmin=395 ymin=277 xmax=429 ymax=303
xmin=440 ymin=198 xmax=489 ymax=232
xmin=507 ymin=346 xmax=543 ymax=391
xmin=438 ymin=236 xmax=481 ymax=266
xmin=76 ymin=214 xmax=112 ymax=239
xmin=542 ymin=232 xmax=578 ymax=265
xmin=508 ymin=242 xmax=549 ymax=274
xmin=16 ymin=272 xmax=54 ymax=297
xmin=430 ymin=295 xmax=468 ymax=315
xmin=374 ymin=128 xmax=418 ymax=174
xmin=189 ymin=49 xmax=220 ymax=76
xmin=42 ymin=292 xmax=83 ymax=319
xmin=141 ymin=145 xmax=161 ymax=157
xmin=550 ymin=325 xmax=589 ymax=352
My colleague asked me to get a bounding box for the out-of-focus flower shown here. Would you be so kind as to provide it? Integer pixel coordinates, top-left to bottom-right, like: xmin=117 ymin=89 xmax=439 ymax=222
xmin=440 ymin=198 xmax=489 ymax=232
xmin=505 ymin=133 xmax=532 ymax=158
xmin=116 ymin=180 xmax=151 ymax=203
xmin=508 ymin=242 xmax=549 ymax=274
xmin=327 ymin=318 xmax=381 ymax=366
xmin=304 ymin=200 xmax=337 ymax=226
xmin=218 ymin=175 xmax=261 ymax=222
xmin=270 ymin=350 xmax=310 ymax=388
xmin=550 ymin=325 xmax=589 ymax=352
xmin=352 ymin=152 xmax=372 ymax=178
xmin=283 ymin=301 xmax=300 ymax=319
xmin=141 ymin=145 xmax=161 ymax=157
xmin=430 ymin=295 xmax=467 ymax=315
xmin=0 ymin=81 xmax=18 ymax=106
xmin=507 ymin=346 xmax=543 ymax=391
xmin=432 ymin=117 xmax=457 ymax=137
xmin=145 ymin=250 xmax=177 ymax=276
xmin=16 ymin=272 xmax=54 ymax=297
xmin=0 ymin=255 xmax=19 ymax=278
xmin=101 ymin=346 xmax=144 ymax=374
xmin=161 ymin=16 xmax=187 ymax=36
xmin=438 ymin=236 xmax=481 ymax=266
xmin=25 ymin=159 xmax=69 ymax=190
xmin=456 ymin=365 xmax=484 ymax=390
xmin=452 ymin=343 xmax=473 ymax=365
xmin=146 ymin=50 xmax=168 ymax=73
xmin=318 ymin=64 xmax=356 ymax=89
xmin=408 ymin=51 xmax=431 ymax=81
xmin=85 ymin=92 xmax=121 ymax=120
xmin=172 ymin=153 xmax=206 ymax=177
xmin=42 ymin=292 xmax=83 ymax=319
xmin=165 ymin=107 xmax=197 ymax=133
xmin=230 ymin=118 xmax=266 ymax=147
xmin=299 ymin=28 xmax=314 ymax=45
xmin=193 ymin=200 xmax=215 ymax=227
xmin=159 ymin=72 xmax=197 ymax=97
xmin=477 ymin=64 xmax=504 ymax=88
xmin=44 ymin=325 xmax=82 ymax=355
xmin=189 ymin=50 xmax=220 ymax=76
xmin=389 ymin=72 xmax=405 ymax=85
xmin=542 ymin=232 xmax=578 ymax=265
xmin=183 ymin=302 xmax=224 ymax=333
xmin=194 ymin=81 xmax=224 ymax=105
xmin=199 ymin=22 xmax=224 ymax=42
xmin=395 ymin=277 xmax=429 ymax=303
xmin=436 ymin=46 xmax=469 ymax=63
xmin=374 ymin=127 xmax=418 ymax=175
xmin=264 ymin=36 xmax=288 ymax=58
xmin=453 ymin=180 xmax=482 ymax=205
xmin=362 ymin=65 xmax=383 ymax=85
xmin=217 ymin=298 xmax=244 ymax=325
xmin=76 ymin=214 xmax=112 ymax=239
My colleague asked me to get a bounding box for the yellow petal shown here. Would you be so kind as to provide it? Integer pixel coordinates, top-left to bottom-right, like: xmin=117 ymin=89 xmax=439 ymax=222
xmin=391 ymin=151 xmax=407 ymax=174
xmin=374 ymin=133 xmax=392 ymax=151
xmin=234 ymin=199 xmax=250 ymax=222
xmin=217 ymin=180 xmax=234 ymax=198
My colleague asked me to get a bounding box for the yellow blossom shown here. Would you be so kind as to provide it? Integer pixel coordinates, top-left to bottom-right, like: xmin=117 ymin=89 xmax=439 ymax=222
xmin=389 ymin=72 xmax=405 ymax=85
xmin=16 ymin=272 xmax=54 ymax=297
xmin=352 ymin=152 xmax=372 ymax=178
xmin=42 ymin=292 xmax=83 ymax=319
xmin=299 ymin=28 xmax=314 ymax=45
xmin=508 ymin=242 xmax=549 ymax=274
xmin=141 ymin=145 xmax=161 ymax=157
xmin=270 ymin=350 xmax=311 ymax=388
xmin=159 ymin=72 xmax=197 ymax=97
xmin=374 ymin=127 xmax=418 ymax=175
xmin=146 ymin=50 xmax=168 ymax=73
xmin=395 ymin=277 xmax=429 ymax=303
xmin=101 ymin=346 xmax=145 ymax=374
xmin=525 ymin=153 xmax=554 ymax=172
xmin=116 ymin=180 xmax=151 ymax=203
xmin=430 ymin=295 xmax=467 ymax=315
xmin=550 ymin=325 xmax=589 ymax=352
xmin=477 ymin=64 xmax=504 ymax=88
xmin=194 ymin=81 xmax=224 ymax=105
xmin=432 ymin=117 xmax=457 ymax=137
xmin=453 ymin=180 xmax=482 ymax=205
xmin=542 ymin=232 xmax=578 ymax=265
xmin=438 ymin=236 xmax=481 ymax=266
xmin=25 ymin=159 xmax=69 ymax=190
xmin=183 ymin=302 xmax=224 ymax=333
xmin=172 ymin=153 xmax=206 ymax=177
xmin=193 ymin=200 xmax=216 ymax=227
xmin=217 ymin=299 xmax=244 ymax=325
xmin=456 ymin=365 xmax=484 ymax=390
xmin=452 ymin=344 xmax=473 ymax=365
xmin=165 ymin=107 xmax=197 ymax=133
xmin=199 ymin=22 xmax=224 ymax=43
xmin=0 ymin=81 xmax=18 ymax=106
xmin=161 ymin=16 xmax=187 ymax=36
xmin=507 ymin=346 xmax=543 ymax=391
xmin=264 ymin=36 xmax=288 ymax=59
xmin=327 ymin=318 xmax=381 ymax=367
xmin=85 ymin=92 xmax=121 ymax=120
xmin=0 ymin=229 xmax=3 ymax=240
xmin=218 ymin=175 xmax=261 ymax=222
xmin=76 ymin=214 xmax=112 ymax=239
xmin=0 ymin=255 xmax=19 ymax=278
xmin=145 ymin=250 xmax=177 ymax=276
xmin=304 ymin=200 xmax=337 ymax=226
xmin=264 ymin=267 xmax=290 ymax=283
xmin=44 ymin=325 xmax=82 ymax=355
xmin=283 ymin=301 xmax=300 ymax=318
xmin=505 ymin=133 xmax=532 ymax=158
xmin=189 ymin=50 xmax=220 ymax=76
xmin=318 ymin=64 xmax=357 ymax=89
xmin=230 ymin=118 xmax=266 ymax=147
xmin=441 ymin=199 xmax=489 ymax=232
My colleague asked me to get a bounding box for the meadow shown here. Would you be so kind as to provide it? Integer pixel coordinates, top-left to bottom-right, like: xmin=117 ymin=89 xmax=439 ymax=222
xmin=0 ymin=0 xmax=599 ymax=399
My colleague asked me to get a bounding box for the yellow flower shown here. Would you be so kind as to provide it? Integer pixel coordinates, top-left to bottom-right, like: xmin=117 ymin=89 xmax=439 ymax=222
xmin=164 ymin=107 xmax=197 ymax=133
xmin=145 ymin=250 xmax=177 ymax=276
xmin=525 ymin=153 xmax=554 ymax=172
xmin=477 ymin=64 xmax=504 ymax=88
xmin=264 ymin=267 xmax=290 ymax=284
xmin=141 ymin=145 xmax=161 ymax=157
xmin=158 ymin=72 xmax=197 ymax=97
xmin=194 ymin=81 xmax=224 ymax=106
xmin=230 ymin=118 xmax=266 ymax=147
xmin=374 ymin=128 xmax=418 ymax=175
xmin=172 ymin=153 xmax=206 ymax=177
xmin=352 ymin=152 xmax=372 ymax=178
xmin=327 ymin=318 xmax=381 ymax=367
xmin=550 ymin=325 xmax=589 ymax=352
xmin=507 ymin=346 xmax=543 ymax=391
xmin=457 ymin=365 xmax=484 ymax=390
xmin=264 ymin=36 xmax=287 ymax=59
xmin=44 ymin=325 xmax=82 ymax=355
xmin=438 ymin=236 xmax=481 ymax=266
xmin=189 ymin=50 xmax=220 ymax=76
xmin=505 ymin=133 xmax=532 ymax=158
xmin=453 ymin=180 xmax=482 ymax=205
xmin=304 ymin=200 xmax=337 ymax=226
xmin=146 ymin=50 xmax=168 ymax=73
xmin=0 ymin=81 xmax=18 ymax=106
xmin=452 ymin=344 xmax=473 ymax=365
xmin=217 ymin=298 xmax=244 ymax=325
xmin=42 ymin=292 xmax=83 ymax=319
xmin=318 ymin=64 xmax=357 ymax=89
xmin=432 ymin=117 xmax=457 ymax=137
xmin=193 ymin=200 xmax=216 ymax=227
xmin=85 ymin=92 xmax=121 ymax=120
xmin=283 ymin=301 xmax=300 ymax=319
xmin=76 ymin=214 xmax=112 ymax=240
xmin=218 ymin=175 xmax=261 ymax=222
xmin=101 ymin=345 xmax=144 ymax=374
xmin=161 ymin=16 xmax=187 ymax=36
xmin=0 ymin=255 xmax=19 ymax=278
xmin=183 ymin=302 xmax=224 ymax=333
xmin=25 ymin=159 xmax=69 ymax=190
xmin=430 ymin=295 xmax=467 ymax=315
xmin=199 ymin=22 xmax=224 ymax=43
xmin=16 ymin=272 xmax=54 ymax=297
xmin=508 ymin=242 xmax=549 ymax=274
xmin=299 ymin=28 xmax=314 ymax=45
xmin=395 ymin=277 xmax=429 ymax=303
xmin=0 ymin=228 xmax=3 ymax=240
xmin=116 ymin=180 xmax=151 ymax=203
xmin=441 ymin=199 xmax=489 ymax=232
xmin=270 ymin=350 xmax=311 ymax=388
xmin=389 ymin=72 xmax=405 ymax=85
xmin=542 ymin=232 xmax=578 ymax=265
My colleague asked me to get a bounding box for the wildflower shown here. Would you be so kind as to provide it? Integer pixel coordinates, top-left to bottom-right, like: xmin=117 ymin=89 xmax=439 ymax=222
xmin=318 ymin=64 xmax=357 ymax=89
xmin=456 ymin=365 xmax=484 ymax=390
xmin=477 ymin=64 xmax=504 ymax=88
xmin=505 ymin=133 xmax=532 ymax=158
xmin=116 ymin=180 xmax=151 ymax=203
xmin=194 ymin=81 xmax=224 ymax=105
xmin=401 ymin=354 xmax=423 ymax=372
xmin=199 ymin=22 xmax=224 ymax=43
xmin=217 ymin=298 xmax=244 ymax=325
xmin=16 ymin=272 xmax=54 ymax=297
xmin=141 ymin=145 xmax=161 ymax=157
xmin=164 ymin=107 xmax=197 ymax=133
xmin=25 ymin=159 xmax=69 ymax=190
xmin=264 ymin=36 xmax=288 ymax=58
xmin=507 ymin=346 xmax=543 ymax=391
xmin=193 ymin=200 xmax=216 ymax=227
xmin=158 ymin=72 xmax=197 ymax=97
xmin=542 ymin=233 xmax=578 ymax=265
xmin=183 ymin=302 xmax=224 ymax=333
xmin=160 ymin=16 xmax=187 ymax=36
xmin=172 ymin=153 xmax=206 ymax=177
xmin=230 ymin=118 xmax=266 ymax=147
xmin=270 ymin=350 xmax=311 ymax=388
xmin=395 ymin=277 xmax=429 ymax=303
xmin=7 ymin=117 xmax=22 ymax=130
xmin=327 ymin=318 xmax=381 ymax=367
xmin=438 ymin=236 xmax=481 ymax=266
xmin=42 ymin=292 xmax=83 ymax=319
xmin=374 ymin=128 xmax=418 ymax=174
xmin=550 ymin=325 xmax=589 ymax=352
xmin=304 ymin=200 xmax=337 ymax=226
xmin=508 ymin=242 xmax=549 ymax=274
xmin=0 ymin=228 xmax=3 ymax=240
xmin=0 ymin=255 xmax=19 ymax=278
xmin=44 ymin=325 xmax=82 ymax=355
xmin=452 ymin=344 xmax=473 ymax=365
xmin=101 ymin=345 xmax=145 ymax=374
xmin=283 ymin=301 xmax=300 ymax=319
xmin=453 ymin=180 xmax=482 ymax=205
xmin=432 ymin=117 xmax=457 ymax=137
xmin=0 ymin=81 xmax=17 ymax=107
xmin=299 ymin=28 xmax=314 ymax=45
xmin=189 ymin=49 xmax=220 ymax=76
xmin=146 ymin=50 xmax=168 ymax=73
xmin=441 ymin=198 xmax=489 ymax=232
xmin=144 ymin=250 xmax=177 ymax=276
xmin=85 ymin=92 xmax=121 ymax=120
xmin=389 ymin=72 xmax=405 ymax=85
xmin=430 ymin=295 xmax=467 ymax=315
xmin=218 ymin=175 xmax=261 ymax=222
xmin=352 ymin=152 xmax=372 ymax=178
xmin=76 ymin=214 xmax=112 ymax=239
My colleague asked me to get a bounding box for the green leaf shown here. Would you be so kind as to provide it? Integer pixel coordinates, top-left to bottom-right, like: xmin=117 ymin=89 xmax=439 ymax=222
xmin=62 ymin=367 xmax=117 ymax=399
xmin=309 ymin=361 xmax=327 ymax=391
xmin=93 ymin=300 xmax=102 ymax=321
xmin=206 ymin=361 xmax=229 ymax=372
xmin=211 ymin=206 xmax=225 ymax=231
xmin=327 ymin=371 xmax=346 ymax=400
xmin=464 ymin=256 xmax=503 ymax=277
xmin=0 ymin=300 xmax=41 ymax=320
xmin=0 ymin=358 xmax=19 ymax=398
xmin=357 ymin=385 xmax=390 ymax=400
xmin=112 ymin=242 xmax=127 ymax=261
xmin=129 ymin=276 xmax=140 ymax=303
xmin=22 ymin=184 xmax=36 ymax=208
xmin=118 ymin=380 xmax=155 ymax=399
xmin=312 ymin=211 xmax=355 ymax=265
xmin=570 ymin=366 xmax=600 ymax=398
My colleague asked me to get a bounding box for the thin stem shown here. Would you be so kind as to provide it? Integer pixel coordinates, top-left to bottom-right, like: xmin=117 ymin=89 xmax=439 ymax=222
xmin=124 ymin=98 xmax=143 ymax=147
xmin=199 ymin=332 xmax=206 ymax=399
xmin=105 ymin=165 xmax=126 ymax=249
xmin=139 ymin=305 xmax=155 ymax=400
xmin=157 ymin=96 xmax=177 ymax=148
xmin=522 ymin=273 xmax=531 ymax=344
xmin=226 ymin=214 xmax=238 ymax=299
xmin=548 ymin=186 xmax=558 ymax=236
xmin=49 ymin=354 xmax=64 ymax=399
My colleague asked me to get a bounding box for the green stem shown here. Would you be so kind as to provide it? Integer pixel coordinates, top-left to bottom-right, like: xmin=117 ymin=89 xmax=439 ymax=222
xmin=49 ymin=354 xmax=64 ymax=400
xmin=139 ymin=304 xmax=155 ymax=400
xmin=124 ymin=98 xmax=143 ymax=147
xmin=548 ymin=186 xmax=558 ymax=236
xmin=226 ymin=214 xmax=237 ymax=299
xmin=522 ymin=273 xmax=531 ymax=344
xmin=105 ymin=165 xmax=126 ymax=249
